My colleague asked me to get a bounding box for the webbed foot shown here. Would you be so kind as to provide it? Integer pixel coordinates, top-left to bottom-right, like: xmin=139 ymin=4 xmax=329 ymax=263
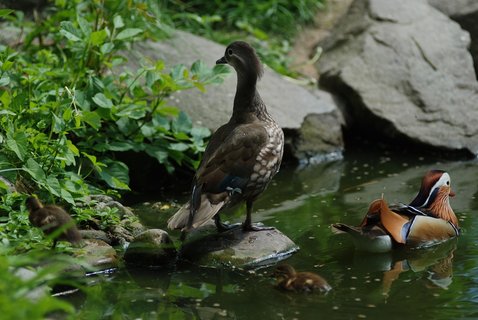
xmin=242 ymin=222 xmax=275 ymax=232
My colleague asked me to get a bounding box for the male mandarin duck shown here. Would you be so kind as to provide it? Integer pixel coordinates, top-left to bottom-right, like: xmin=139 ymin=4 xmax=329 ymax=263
xmin=168 ymin=41 xmax=284 ymax=236
xmin=273 ymin=264 xmax=332 ymax=293
xmin=26 ymin=196 xmax=82 ymax=248
xmin=332 ymin=170 xmax=459 ymax=253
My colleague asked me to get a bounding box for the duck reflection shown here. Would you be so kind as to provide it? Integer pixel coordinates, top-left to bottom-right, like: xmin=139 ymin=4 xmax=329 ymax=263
xmin=353 ymin=239 xmax=457 ymax=295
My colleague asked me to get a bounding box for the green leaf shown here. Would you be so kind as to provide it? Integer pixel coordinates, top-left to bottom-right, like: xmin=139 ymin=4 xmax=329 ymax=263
xmin=98 ymin=160 xmax=130 ymax=190
xmin=0 ymin=9 xmax=14 ymax=18
xmin=115 ymin=104 xmax=146 ymax=119
xmin=60 ymin=21 xmax=82 ymax=42
xmin=6 ymin=132 xmax=28 ymax=161
xmin=106 ymin=141 xmax=135 ymax=151
xmin=0 ymin=179 xmax=8 ymax=191
xmin=116 ymin=28 xmax=143 ymax=40
xmin=169 ymin=143 xmax=189 ymax=152
xmin=66 ymin=139 xmax=79 ymax=156
xmin=92 ymin=93 xmax=113 ymax=109
xmin=0 ymin=76 xmax=10 ymax=86
xmin=0 ymin=91 xmax=12 ymax=108
xmin=100 ymin=43 xmax=114 ymax=54
xmin=90 ymin=29 xmax=108 ymax=46
xmin=24 ymin=158 xmax=46 ymax=183
xmin=191 ymin=127 xmax=210 ymax=139
xmin=60 ymin=188 xmax=75 ymax=205
xmin=113 ymin=15 xmax=125 ymax=29
xmin=172 ymin=111 xmax=192 ymax=133
xmin=52 ymin=113 xmax=65 ymax=133
xmin=77 ymin=16 xmax=91 ymax=37
xmin=82 ymin=111 xmax=102 ymax=129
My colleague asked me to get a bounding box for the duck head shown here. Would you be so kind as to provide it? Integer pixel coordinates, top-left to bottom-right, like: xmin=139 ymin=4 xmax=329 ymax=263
xmin=273 ymin=264 xmax=296 ymax=280
xmin=216 ymin=41 xmax=264 ymax=81
xmin=409 ymin=170 xmax=455 ymax=208
xmin=26 ymin=196 xmax=43 ymax=212
xmin=409 ymin=170 xmax=458 ymax=226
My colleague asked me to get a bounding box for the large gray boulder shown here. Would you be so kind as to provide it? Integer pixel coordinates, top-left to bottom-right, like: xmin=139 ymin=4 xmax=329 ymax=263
xmin=428 ymin=0 xmax=478 ymax=79
xmin=318 ymin=0 xmax=478 ymax=156
xmin=123 ymin=30 xmax=344 ymax=162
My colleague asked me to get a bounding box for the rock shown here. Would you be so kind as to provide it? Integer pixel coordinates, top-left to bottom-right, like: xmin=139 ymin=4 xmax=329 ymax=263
xmin=124 ymin=229 xmax=177 ymax=266
xmin=318 ymin=0 xmax=478 ymax=156
xmin=79 ymin=229 xmax=111 ymax=244
xmin=121 ymin=30 xmax=344 ymax=162
xmin=180 ymin=226 xmax=299 ymax=269
xmin=428 ymin=0 xmax=478 ymax=79
xmin=75 ymin=239 xmax=119 ymax=270
xmin=14 ymin=267 xmax=50 ymax=301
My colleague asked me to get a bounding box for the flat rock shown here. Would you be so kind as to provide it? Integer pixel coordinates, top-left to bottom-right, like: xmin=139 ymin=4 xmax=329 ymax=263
xmin=122 ymin=30 xmax=344 ymax=161
xmin=318 ymin=0 xmax=478 ymax=156
xmin=180 ymin=226 xmax=299 ymax=269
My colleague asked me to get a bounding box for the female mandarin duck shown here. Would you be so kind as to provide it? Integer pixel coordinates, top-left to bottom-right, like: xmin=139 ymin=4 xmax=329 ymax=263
xmin=332 ymin=170 xmax=459 ymax=253
xmin=26 ymin=196 xmax=82 ymax=248
xmin=273 ymin=264 xmax=332 ymax=293
xmin=168 ymin=41 xmax=284 ymax=236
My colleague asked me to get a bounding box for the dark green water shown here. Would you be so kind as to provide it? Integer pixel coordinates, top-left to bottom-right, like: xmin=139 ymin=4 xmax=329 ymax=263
xmin=71 ymin=151 xmax=478 ymax=319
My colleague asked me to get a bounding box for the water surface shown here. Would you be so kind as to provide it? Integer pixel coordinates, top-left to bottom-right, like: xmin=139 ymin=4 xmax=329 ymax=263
xmin=72 ymin=151 xmax=478 ymax=319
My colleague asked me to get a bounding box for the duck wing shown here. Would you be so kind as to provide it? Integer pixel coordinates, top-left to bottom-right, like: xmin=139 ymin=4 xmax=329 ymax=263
xmin=168 ymin=124 xmax=268 ymax=231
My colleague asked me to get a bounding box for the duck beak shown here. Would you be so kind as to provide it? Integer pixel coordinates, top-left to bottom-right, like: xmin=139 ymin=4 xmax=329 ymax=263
xmin=449 ymin=189 xmax=455 ymax=197
xmin=216 ymin=56 xmax=227 ymax=65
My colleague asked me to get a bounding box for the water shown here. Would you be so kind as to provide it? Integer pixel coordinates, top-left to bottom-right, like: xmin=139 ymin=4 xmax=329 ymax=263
xmin=70 ymin=151 xmax=478 ymax=319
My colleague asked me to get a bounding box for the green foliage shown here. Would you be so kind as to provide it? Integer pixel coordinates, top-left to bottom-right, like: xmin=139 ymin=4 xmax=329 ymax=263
xmin=0 ymin=248 xmax=81 ymax=319
xmin=0 ymin=0 xmax=230 ymax=206
xmin=159 ymin=0 xmax=325 ymax=76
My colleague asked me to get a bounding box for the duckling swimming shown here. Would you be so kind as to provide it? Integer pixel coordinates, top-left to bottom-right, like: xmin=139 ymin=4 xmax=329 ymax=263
xmin=273 ymin=264 xmax=331 ymax=293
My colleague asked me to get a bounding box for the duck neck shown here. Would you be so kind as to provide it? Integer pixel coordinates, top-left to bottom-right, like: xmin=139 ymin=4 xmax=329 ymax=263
xmin=427 ymin=190 xmax=458 ymax=227
xmin=232 ymin=72 xmax=267 ymax=121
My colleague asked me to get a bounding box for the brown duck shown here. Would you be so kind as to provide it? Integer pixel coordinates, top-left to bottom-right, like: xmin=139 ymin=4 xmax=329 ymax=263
xmin=168 ymin=41 xmax=284 ymax=235
xmin=26 ymin=196 xmax=82 ymax=248
xmin=273 ymin=264 xmax=332 ymax=293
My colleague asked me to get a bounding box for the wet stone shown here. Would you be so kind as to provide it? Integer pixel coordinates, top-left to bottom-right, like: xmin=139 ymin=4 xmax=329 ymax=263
xmin=124 ymin=229 xmax=177 ymax=267
xmin=180 ymin=226 xmax=299 ymax=269
xmin=75 ymin=239 xmax=119 ymax=270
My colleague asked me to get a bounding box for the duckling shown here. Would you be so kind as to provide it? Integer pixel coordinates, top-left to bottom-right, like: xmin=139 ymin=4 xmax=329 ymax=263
xmin=168 ymin=41 xmax=284 ymax=236
xmin=332 ymin=170 xmax=459 ymax=253
xmin=26 ymin=196 xmax=82 ymax=248
xmin=273 ymin=264 xmax=332 ymax=293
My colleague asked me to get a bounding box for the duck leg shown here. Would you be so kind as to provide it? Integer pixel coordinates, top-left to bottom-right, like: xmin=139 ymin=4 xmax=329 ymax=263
xmin=214 ymin=214 xmax=241 ymax=232
xmin=242 ymin=200 xmax=274 ymax=231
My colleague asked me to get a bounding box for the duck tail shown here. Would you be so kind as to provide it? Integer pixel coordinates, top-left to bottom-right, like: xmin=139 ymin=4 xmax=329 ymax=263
xmin=167 ymin=195 xmax=225 ymax=231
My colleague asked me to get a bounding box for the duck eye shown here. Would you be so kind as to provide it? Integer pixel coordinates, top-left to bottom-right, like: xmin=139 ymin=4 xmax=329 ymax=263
xmin=227 ymin=48 xmax=233 ymax=56
xmin=446 ymin=181 xmax=450 ymax=185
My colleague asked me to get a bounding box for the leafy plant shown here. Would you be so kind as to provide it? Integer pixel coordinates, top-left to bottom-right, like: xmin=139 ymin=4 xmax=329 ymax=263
xmin=0 ymin=0 xmax=230 ymax=207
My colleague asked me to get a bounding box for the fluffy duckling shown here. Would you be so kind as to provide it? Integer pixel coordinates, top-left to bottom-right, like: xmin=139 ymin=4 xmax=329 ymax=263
xmin=168 ymin=41 xmax=284 ymax=236
xmin=273 ymin=264 xmax=332 ymax=293
xmin=26 ymin=196 xmax=82 ymax=248
xmin=333 ymin=170 xmax=459 ymax=253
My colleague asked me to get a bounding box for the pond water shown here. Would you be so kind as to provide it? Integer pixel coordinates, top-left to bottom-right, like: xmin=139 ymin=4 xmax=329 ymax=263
xmin=69 ymin=149 xmax=478 ymax=319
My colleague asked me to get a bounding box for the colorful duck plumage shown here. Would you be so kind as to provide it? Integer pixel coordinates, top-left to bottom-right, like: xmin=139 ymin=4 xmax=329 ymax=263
xmin=168 ymin=41 xmax=284 ymax=235
xmin=273 ymin=264 xmax=332 ymax=293
xmin=332 ymin=170 xmax=459 ymax=253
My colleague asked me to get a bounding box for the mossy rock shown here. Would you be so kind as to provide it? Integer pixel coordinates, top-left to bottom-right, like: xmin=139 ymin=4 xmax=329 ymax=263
xmin=180 ymin=226 xmax=299 ymax=269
